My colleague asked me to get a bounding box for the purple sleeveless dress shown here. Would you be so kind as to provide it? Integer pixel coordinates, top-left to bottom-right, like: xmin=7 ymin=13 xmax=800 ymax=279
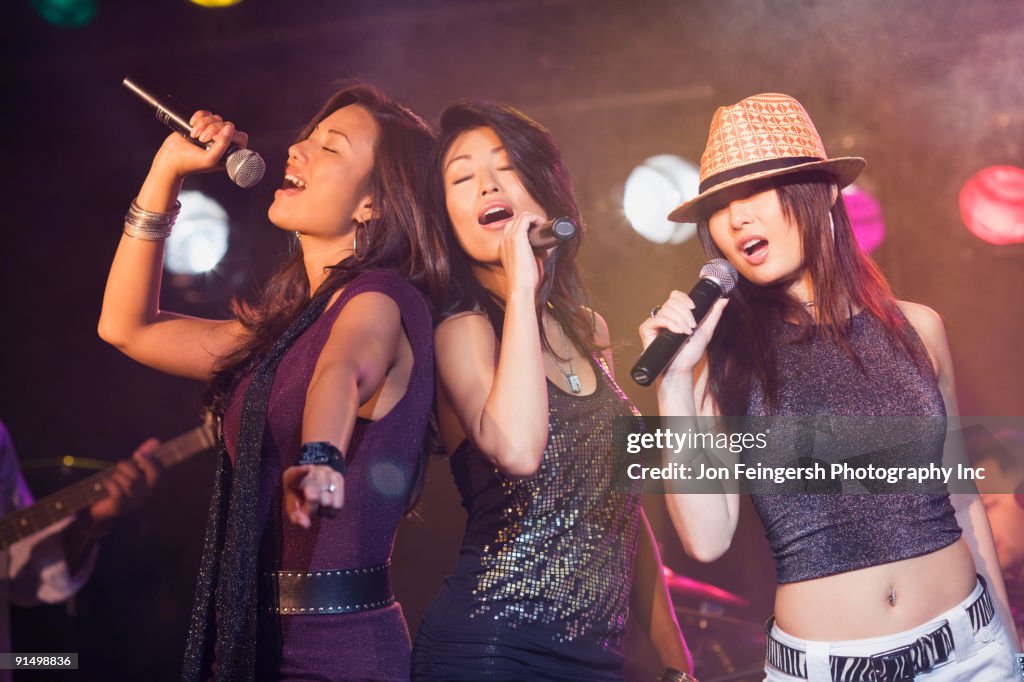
xmin=221 ymin=271 xmax=433 ymax=681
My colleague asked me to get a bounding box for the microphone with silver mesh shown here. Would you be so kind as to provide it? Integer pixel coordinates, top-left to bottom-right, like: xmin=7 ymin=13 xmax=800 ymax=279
xmin=631 ymin=258 xmax=738 ymax=386
xmin=122 ymin=75 xmax=266 ymax=188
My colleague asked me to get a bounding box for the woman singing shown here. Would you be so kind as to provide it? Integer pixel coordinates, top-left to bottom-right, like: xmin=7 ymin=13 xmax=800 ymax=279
xmin=642 ymin=93 xmax=1020 ymax=680
xmin=411 ymin=101 xmax=692 ymax=681
xmin=99 ymin=82 xmax=444 ymax=681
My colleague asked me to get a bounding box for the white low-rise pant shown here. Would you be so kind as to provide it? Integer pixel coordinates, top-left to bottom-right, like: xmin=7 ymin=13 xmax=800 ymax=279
xmin=764 ymin=578 xmax=1020 ymax=681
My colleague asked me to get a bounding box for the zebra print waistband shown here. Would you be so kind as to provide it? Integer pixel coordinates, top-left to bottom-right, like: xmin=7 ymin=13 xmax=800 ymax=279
xmin=765 ymin=575 xmax=994 ymax=681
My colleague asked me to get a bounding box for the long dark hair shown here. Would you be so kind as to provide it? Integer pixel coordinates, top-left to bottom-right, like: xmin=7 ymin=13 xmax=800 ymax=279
xmin=700 ymin=171 xmax=932 ymax=417
xmin=434 ymin=100 xmax=600 ymax=358
xmin=205 ymin=82 xmax=446 ymax=415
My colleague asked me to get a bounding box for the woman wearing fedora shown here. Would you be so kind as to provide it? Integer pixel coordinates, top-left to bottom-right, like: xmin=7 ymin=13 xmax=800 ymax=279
xmin=641 ymin=93 xmax=1020 ymax=680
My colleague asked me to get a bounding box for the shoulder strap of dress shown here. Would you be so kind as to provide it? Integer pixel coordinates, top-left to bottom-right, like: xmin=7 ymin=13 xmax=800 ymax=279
xmin=319 ymin=271 xmax=431 ymax=341
xmin=327 ymin=271 xmax=434 ymax=380
xmin=591 ymin=351 xmax=642 ymax=417
xmin=592 ymin=352 xmax=613 ymax=381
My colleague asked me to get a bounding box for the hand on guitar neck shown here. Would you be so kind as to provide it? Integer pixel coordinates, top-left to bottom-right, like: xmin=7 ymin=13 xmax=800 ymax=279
xmin=0 ymin=422 xmax=216 ymax=551
xmin=56 ymin=438 xmax=163 ymax=575
xmin=75 ymin=438 xmax=162 ymax=539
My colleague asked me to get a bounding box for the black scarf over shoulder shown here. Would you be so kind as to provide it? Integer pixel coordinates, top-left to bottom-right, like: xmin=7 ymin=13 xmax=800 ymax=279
xmin=182 ymin=294 xmax=330 ymax=682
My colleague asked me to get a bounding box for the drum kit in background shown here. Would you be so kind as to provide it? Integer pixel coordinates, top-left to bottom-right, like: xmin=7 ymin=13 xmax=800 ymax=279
xmin=663 ymin=567 xmax=765 ymax=682
xmin=623 ymin=565 xmax=766 ymax=681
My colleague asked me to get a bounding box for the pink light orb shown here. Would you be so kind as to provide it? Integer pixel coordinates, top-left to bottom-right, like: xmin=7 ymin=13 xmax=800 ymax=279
xmin=842 ymin=184 xmax=886 ymax=253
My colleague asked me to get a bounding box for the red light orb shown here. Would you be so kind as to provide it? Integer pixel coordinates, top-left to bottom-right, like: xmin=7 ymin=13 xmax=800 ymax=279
xmin=959 ymin=165 xmax=1024 ymax=245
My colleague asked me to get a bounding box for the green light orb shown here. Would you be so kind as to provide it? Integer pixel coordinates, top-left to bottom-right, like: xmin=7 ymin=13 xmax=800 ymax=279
xmin=31 ymin=0 xmax=97 ymax=27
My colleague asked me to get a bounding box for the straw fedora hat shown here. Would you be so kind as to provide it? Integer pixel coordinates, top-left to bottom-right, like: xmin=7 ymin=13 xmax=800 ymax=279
xmin=669 ymin=93 xmax=865 ymax=223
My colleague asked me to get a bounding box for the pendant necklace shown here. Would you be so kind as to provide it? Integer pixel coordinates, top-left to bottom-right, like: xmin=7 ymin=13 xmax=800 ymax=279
xmin=549 ymin=318 xmax=582 ymax=394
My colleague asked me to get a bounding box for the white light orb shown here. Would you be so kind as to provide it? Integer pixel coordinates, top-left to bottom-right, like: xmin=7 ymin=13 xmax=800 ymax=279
xmin=165 ymin=191 xmax=230 ymax=275
xmin=623 ymin=154 xmax=700 ymax=244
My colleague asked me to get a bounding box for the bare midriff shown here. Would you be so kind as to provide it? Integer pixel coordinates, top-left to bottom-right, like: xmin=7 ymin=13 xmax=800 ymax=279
xmin=773 ymin=538 xmax=976 ymax=640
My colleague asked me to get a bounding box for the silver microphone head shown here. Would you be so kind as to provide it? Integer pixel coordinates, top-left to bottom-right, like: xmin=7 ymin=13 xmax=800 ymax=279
xmin=551 ymin=217 xmax=577 ymax=241
xmin=699 ymin=258 xmax=738 ymax=294
xmin=225 ymin=148 xmax=266 ymax=188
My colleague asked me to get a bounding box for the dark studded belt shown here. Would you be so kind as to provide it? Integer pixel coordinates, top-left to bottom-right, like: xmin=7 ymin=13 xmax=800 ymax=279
xmin=765 ymin=576 xmax=995 ymax=681
xmin=260 ymin=561 xmax=394 ymax=615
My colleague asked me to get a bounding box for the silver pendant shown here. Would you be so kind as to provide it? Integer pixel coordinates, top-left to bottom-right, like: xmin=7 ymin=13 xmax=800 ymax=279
xmin=566 ymin=372 xmax=582 ymax=393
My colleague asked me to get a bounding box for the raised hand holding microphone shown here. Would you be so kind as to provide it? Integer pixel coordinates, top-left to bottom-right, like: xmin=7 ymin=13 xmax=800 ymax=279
xmin=633 ymin=259 xmax=737 ymax=386
xmin=499 ymin=210 xmax=550 ymax=299
xmin=123 ymin=76 xmax=265 ymax=188
xmin=101 ymin=85 xmax=257 ymax=357
xmin=146 ymin=109 xmax=250 ymax=189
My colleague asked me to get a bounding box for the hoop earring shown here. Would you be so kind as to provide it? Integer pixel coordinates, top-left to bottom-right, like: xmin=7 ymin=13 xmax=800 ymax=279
xmin=828 ymin=214 xmax=835 ymax=242
xmin=353 ymin=221 xmax=369 ymax=260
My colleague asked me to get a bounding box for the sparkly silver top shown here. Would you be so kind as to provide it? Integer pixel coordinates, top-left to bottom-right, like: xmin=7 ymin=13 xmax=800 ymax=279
xmin=450 ymin=355 xmax=643 ymax=647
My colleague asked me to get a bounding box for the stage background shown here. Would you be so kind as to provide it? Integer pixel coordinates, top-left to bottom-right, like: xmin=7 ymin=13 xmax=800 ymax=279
xmin=1 ymin=0 xmax=1022 ymax=679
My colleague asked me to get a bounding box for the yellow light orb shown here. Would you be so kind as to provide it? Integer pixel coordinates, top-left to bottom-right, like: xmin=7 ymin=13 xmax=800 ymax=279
xmin=189 ymin=0 xmax=244 ymax=7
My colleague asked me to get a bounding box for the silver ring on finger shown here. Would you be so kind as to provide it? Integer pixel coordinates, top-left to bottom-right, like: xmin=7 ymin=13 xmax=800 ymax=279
xmin=326 ymin=483 xmax=337 ymax=493
xmin=650 ymin=305 xmax=662 ymax=319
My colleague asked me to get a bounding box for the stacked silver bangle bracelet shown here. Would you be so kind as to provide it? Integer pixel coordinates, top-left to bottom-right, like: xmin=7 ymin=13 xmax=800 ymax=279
xmin=123 ymin=199 xmax=181 ymax=241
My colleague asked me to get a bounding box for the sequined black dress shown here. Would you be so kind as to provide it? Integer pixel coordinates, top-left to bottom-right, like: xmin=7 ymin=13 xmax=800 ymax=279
xmin=411 ymin=355 xmax=643 ymax=681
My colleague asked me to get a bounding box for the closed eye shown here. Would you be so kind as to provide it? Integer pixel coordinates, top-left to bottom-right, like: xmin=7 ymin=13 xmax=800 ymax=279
xmin=322 ymin=146 xmax=338 ymax=154
xmin=452 ymin=175 xmax=471 ymax=185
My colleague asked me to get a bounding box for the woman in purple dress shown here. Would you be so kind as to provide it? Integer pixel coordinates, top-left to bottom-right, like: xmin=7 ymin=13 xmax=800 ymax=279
xmin=99 ymin=82 xmax=445 ymax=681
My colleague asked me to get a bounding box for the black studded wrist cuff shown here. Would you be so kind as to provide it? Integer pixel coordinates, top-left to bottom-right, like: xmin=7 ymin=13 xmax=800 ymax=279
xmin=297 ymin=441 xmax=347 ymax=475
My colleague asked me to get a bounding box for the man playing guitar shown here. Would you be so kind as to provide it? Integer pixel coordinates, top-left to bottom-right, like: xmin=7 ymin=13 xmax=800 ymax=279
xmin=0 ymin=419 xmax=162 ymax=676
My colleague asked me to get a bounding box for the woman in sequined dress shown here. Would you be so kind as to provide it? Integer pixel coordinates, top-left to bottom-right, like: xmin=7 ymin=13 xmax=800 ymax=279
xmin=99 ymin=83 xmax=445 ymax=681
xmin=410 ymin=101 xmax=692 ymax=681
xmin=643 ymin=93 xmax=1020 ymax=680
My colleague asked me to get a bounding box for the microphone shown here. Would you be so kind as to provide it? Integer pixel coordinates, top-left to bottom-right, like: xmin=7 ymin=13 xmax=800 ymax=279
xmin=122 ymin=75 xmax=266 ymax=189
xmin=528 ymin=216 xmax=577 ymax=250
xmin=631 ymin=258 xmax=738 ymax=386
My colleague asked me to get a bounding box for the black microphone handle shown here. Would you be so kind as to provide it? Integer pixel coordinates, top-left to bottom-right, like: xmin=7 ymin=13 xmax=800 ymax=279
xmin=630 ymin=277 xmax=725 ymax=386
xmin=122 ymin=76 xmax=243 ymax=160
